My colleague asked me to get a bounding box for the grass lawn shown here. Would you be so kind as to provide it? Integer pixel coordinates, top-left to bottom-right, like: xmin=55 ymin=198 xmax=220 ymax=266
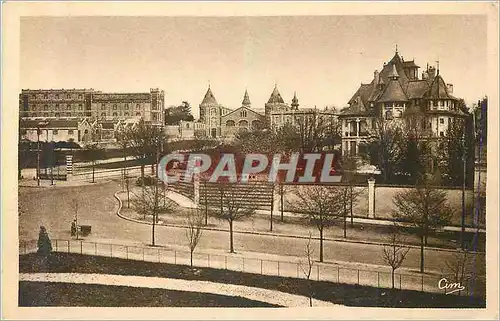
xmin=19 ymin=281 xmax=279 ymax=307
xmin=19 ymin=253 xmax=485 ymax=308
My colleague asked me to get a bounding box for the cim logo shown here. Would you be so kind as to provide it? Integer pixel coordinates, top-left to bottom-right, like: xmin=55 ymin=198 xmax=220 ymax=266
xmin=438 ymin=278 xmax=466 ymax=295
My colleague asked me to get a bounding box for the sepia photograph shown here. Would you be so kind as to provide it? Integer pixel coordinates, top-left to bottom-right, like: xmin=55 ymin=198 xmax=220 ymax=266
xmin=2 ymin=1 xmax=499 ymax=320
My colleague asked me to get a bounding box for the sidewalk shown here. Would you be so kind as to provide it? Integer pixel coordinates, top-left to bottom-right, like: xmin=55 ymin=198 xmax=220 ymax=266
xmin=115 ymin=189 xmax=485 ymax=255
xmin=164 ymin=190 xmax=485 ymax=233
xmin=19 ymin=273 xmax=336 ymax=307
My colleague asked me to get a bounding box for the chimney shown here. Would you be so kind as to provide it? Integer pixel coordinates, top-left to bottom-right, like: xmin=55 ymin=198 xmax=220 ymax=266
xmin=428 ymin=66 xmax=436 ymax=79
xmin=446 ymin=83 xmax=454 ymax=94
xmin=374 ymin=70 xmax=379 ymax=85
xmin=422 ymin=71 xmax=428 ymax=80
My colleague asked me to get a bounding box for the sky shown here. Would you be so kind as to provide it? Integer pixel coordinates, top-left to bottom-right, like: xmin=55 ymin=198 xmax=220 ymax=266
xmin=20 ymin=15 xmax=487 ymax=118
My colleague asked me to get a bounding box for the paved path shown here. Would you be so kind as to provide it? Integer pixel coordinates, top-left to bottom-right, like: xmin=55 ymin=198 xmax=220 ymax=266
xmin=165 ymin=189 xmax=485 ymax=233
xmin=19 ymin=273 xmax=336 ymax=307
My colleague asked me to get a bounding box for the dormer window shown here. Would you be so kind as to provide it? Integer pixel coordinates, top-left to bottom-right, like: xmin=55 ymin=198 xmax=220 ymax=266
xmin=385 ymin=111 xmax=393 ymax=120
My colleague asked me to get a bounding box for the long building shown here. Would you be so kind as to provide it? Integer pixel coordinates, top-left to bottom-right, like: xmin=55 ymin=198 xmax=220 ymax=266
xmin=19 ymin=88 xmax=164 ymax=125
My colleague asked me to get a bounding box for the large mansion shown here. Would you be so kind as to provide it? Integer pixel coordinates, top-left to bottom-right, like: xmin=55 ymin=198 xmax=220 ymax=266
xmin=339 ymin=50 xmax=468 ymax=156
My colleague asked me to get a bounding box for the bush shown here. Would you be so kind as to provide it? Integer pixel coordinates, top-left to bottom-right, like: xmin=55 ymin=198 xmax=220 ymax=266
xmin=37 ymin=226 xmax=52 ymax=255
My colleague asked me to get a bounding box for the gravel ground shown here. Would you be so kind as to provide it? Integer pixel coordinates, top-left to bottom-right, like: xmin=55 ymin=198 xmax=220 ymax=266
xmin=20 ymin=273 xmax=336 ymax=307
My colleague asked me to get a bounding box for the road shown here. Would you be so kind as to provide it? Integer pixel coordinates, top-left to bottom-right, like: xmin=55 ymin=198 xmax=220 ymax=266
xmin=18 ymin=180 xmax=486 ymax=280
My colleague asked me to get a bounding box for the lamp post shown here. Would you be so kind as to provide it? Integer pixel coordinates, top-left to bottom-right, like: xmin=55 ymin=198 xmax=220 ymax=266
xmin=460 ymin=133 xmax=467 ymax=250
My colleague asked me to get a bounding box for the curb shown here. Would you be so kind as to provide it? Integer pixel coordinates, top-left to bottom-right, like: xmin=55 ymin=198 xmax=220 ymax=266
xmin=113 ymin=191 xmax=485 ymax=255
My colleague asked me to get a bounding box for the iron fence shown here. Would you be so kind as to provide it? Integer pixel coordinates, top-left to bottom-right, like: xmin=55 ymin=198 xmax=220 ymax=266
xmin=20 ymin=238 xmax=486 ymax=299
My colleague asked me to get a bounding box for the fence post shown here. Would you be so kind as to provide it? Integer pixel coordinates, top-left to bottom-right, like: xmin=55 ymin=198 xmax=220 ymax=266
xmin=174 ymin=251 xmax=177 ymax=264
xmin=399 ymin=274 xmax=402 ymax=289
xmin=316 ymin=265 xmax=319 ymax=281
xmin=357 ymin=269 xmax=360 ymax=285
xmin=260 ymin=260 xmax=263 ymax=274
xmin=337 ymin=267 xmax=340 ymax=283
xmin=80 ymin=240 xmax=83 ymax=254
xmin=94 ymin=243 xmax=97 ymax=255
xmin=207 ymin=254 xmax=210 ymax=268
xmin=242 ymin=257 xmax=245 ymax=272
xmin=67 ymin=240 xmax=70 ymax=253
xmin=158 ymin=249 xmax=160 ymax=263
xmin=55 ymin=240 xmax=58 ymax=252
xmin=142 ymin=248 xmax=145 ymax=261
xmin=277 ymin=261 xmax=280 ymax=276
xmin=225 ymin=256 xmax=227 ymax=270
xmin=421 ymin=275 xmax=424 ymax=292
xmin=377 ymin=272 xmax=380 ymax=287
xmin=297 ymin=263 xmax=299 ymax=278
xmin=126 ymin=246 xmax=129 ymax=259
xmin=110 ymin=244 xmax=112 ymax=257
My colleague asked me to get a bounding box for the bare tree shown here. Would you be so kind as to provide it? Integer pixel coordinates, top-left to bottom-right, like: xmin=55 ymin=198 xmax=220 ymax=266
xmin=299 ymin=232 xmax=315 ymax=307
xmin=382 ymin=225 xmax=410 ymax=289
xmin=185 ymin=208 xmax=204 ymax=268
xmin=290 ymin=185 xmax=342 ymax=262
xmin=118 ymin=120 xmax=166 ymax=187
xmin=359 ymin=119 xmax=404 ymax=183
xmin=132 ymin=182 xmax=176 ymax=246
xmin=444 ymin=247 xmax=474 ymax=295
xmin=82 ymin=142 xmax=105 ymax=183
xmin=124 ymin=175 xmax=131 ymax=208
xmin=393 ymin=175 xmax=453 ymax=273
xmin=214 ymin=183 xmax=256 ymax=253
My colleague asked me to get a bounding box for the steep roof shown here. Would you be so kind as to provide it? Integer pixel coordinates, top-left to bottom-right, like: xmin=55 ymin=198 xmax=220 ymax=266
xmin=201 ymin=86 xmax=218 ymax=106
xmin=242 ymin=89 xmax=251 ymax=106
xmin=340 ymin=95 xmax=372 ymax=116
xmin=267 ymin=85 xmax=285 ymax=104
xmin=425 ymin=74 xmax=458 ymax=100
xmin=378 ymin=77 xmax=408 ymax=102
xmin=402 ymin=60 xmax=420 ymax=68
xmin=348 ymin=83 xmax=372 ymax=106
xmin=406 ymin=80 xmax=429 ymax=99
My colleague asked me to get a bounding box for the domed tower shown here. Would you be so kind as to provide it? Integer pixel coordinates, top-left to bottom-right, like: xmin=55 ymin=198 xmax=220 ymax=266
xmin=242 ymin=89 xmax=251 ymax=108
xmin=291 ymin=91 xmax=299 ymax=110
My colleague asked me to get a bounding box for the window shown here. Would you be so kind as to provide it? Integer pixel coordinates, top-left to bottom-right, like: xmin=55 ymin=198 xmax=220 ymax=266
xmin=102 ymin=103 xmax=107 ymax=108
xmin=136 ymin=112 xmax=141 ymax=116
xmin=113 ymin=112 xmax=118 ymax=117
xmin=136 ymin=104 xmax=141 ymax=110
xmin=124 ymin=112 xmax=129 ymax=116
xmin=385 ymin=111 xmax=393 ymax=120
xmin=55 ymin=104 xmax=59 ymax=110
xmin=53 ymin=129 xmax=58 ymax=135
xmin=210 ymin=108 xmax=217 ymax=116
xmin=186 ymin=123 xmax=190 ymax=129
xmin=440 ymin=118 xmax=444 ymax=124
xmin=67 ymin=94 xmax=71 ymax=99
xmin=78 ymin=104 xmax=83 ymax=110
xmin=124 ymin=104 xmax=129 ymax=110
xmin=68 ymin=130 xmax=74 ymax=135
xmin=238 ymin=120 xmax=248 ymax=127
xmin=439 ymin=131 xmax=444 ymax=137
xmin=240 ymin=110 xmax=247 ymax=117
xmin=113 ymin=104 xmax=118 ymax=110
xmin=78 ymin=94 xmax=83 ymax=99
xmin=101 ymin=112 xmax=106 ymax=117
xmin=65 ymin=112 xmax=71 ymax=117
xmin=55 ymin=113 xmax=60 ymax=117
xmin=55 ymin=94 xmax=59 ymax=99
xmin=44 ymin=94 xmax=48 ymax=99
xmin=226 ymin=120 xmax=235 ymax=127
xmin=67 ymin=104 xmax=71 ymax=110
xmin=43 ymin=105 xmax=48 ymax=111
